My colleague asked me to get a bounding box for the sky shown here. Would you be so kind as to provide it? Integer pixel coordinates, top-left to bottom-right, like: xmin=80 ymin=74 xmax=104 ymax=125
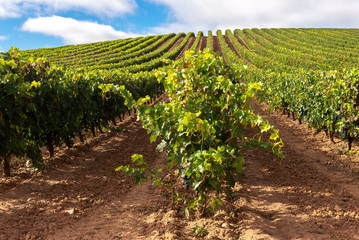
xmin=0 ymin=0 xmax=358 ymax=51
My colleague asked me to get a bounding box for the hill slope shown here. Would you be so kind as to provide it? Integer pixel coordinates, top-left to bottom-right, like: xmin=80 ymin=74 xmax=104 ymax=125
xmin=22 ymin=28 xmax=359 ymax=72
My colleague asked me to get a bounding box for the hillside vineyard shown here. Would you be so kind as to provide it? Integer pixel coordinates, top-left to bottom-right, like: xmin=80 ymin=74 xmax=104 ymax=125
xmin=2 ymin=28 xmax=359 ymax=180
xmin=22 ymin=29 xmax=359 ymax=71
xmin=21 ymin=28 xmax=359 ymax=147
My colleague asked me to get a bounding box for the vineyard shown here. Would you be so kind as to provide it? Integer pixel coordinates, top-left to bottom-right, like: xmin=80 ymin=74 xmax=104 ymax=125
xmin=2 ymin=28 xmax=359 ymax=239
xmin=20 ymin=29 xmax=359 ymax=149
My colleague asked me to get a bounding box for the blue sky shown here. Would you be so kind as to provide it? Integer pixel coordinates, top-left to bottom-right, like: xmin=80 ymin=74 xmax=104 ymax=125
xmin=0 ymin=0 xmax=359 ymax=51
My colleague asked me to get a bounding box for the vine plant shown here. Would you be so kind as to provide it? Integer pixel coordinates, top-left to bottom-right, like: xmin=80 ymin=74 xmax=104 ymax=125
xmin=117 ymin=50 xmax=283 ymax=213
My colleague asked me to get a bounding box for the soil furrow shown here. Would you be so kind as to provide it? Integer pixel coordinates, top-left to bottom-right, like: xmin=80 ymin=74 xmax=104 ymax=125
xmin=47 ymin=120 xmax=170 ymax=240
xmin=198 ymin=36 xmax=207 ymax=51
xmin=212 ymin=36 xmax=228 ymax=65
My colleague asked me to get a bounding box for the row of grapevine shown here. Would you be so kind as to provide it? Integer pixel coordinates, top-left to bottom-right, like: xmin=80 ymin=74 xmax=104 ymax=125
xmin=23 ymin=37 xmax=132 ymax=61
xmin=23 ymin=32 xmax=197 ymax=71
xmin=189 ymin=31 xmax=203 ymax=51
xmin=231 ymin=29 xmax=292 ymax=71
xmin=89 ymin=33 xmax=186 ymax=70
xmin=22 ymin=36 xmax=154 ymax=68
xmin=244 ymin=29 xmax=332 ymax=70
xmin=256 ymin=68 xmax=358 ymax=147
xmin=258 ymin=29 xmax=359 ymax=66
xmin=249 ymin=29 xmax=359 ymax=70
xmin=293 ymin=29 xmax=359 ymax=51
xmin=60 ymin=35 xmax=160 ymax=67
xmin=216 ymin=30 xmax=246 ymax=65
xmin=15 ymin=28 xmax=359 ymax=159
xmin=213 ymin=29 xmax=359 ymax=151
xmin=0 ymin=48 xmax=162 ymax=176
xmin=206 ymin=31 xmax=213 ymax=51
xmin=112 ymin=32 xmax=195 ymax=73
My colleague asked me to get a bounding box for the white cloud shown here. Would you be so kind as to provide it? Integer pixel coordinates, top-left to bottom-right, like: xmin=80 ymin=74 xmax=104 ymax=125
xmin=148 ymin=0 xmax=359 ymax=33
xmin=21 ymin=16 xmax=139 ymax=44
xmin=0 ymin=0 xmax=137 ymax=18
xmin=0 ymin=1 xmax=21 ymax=18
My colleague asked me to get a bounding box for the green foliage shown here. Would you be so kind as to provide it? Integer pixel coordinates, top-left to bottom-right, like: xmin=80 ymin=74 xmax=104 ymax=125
xmin=206 ymin=31 xmax=213 ymax=51
xmin=0 ymin=47 xmax=161 ymax=175
xmin=214 ymin=29 xmax=359 ymax=151
xmin=192 ymin=225 xmax=209 ymax=238
xmin=256 ymin=67 xmax=359 ymax=148
xmin=21 ymin=32 xmax=198 ymax=72
xmin=115 ymin=154 xmax=162 ymax=186
xmin=190 ymin=31 xmax=203 ymax=51
xmin=124 ymin=50 xmax=283 ymax=212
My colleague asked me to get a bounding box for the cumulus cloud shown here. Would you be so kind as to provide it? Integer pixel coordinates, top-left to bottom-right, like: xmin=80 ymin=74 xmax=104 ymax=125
xmin=148 ymin=0 xmax=359 ymax=33
xmin=0 ymin=0 xmax=137 ymax=18
xmin=21 ymin=16 xmax=138 ymax=44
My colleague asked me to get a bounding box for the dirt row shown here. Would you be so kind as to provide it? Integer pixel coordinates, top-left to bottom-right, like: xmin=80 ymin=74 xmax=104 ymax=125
xmin=212 ymin=36 xmax=228 ymax=65
xmin=194 ymin=34 xmax=254 ymax=66
xmin=197 ymin=36 xmax=207 ymax=51
xmin=237 ymin=101 xmax=359 ymax=239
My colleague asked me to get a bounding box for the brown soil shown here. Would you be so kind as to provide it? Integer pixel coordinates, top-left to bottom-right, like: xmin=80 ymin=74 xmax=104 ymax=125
xmin=237 ymin=101 xmax=359 ymax=239
xmin=1 ymin=98 xmax=359 ymax=239
xmin=212 ymin=36 xmax=228 ymax=65
xmin=176 ymin=36 xmax=195 ymax=60
xmin=211 ymin=36 xmax=221 ymax=53
xmin=0 ymin=110 xmax=170 ymax=240
xmin=198 ymin=36 xmax=207 ymax=51
xmin=223 ymin=34 xmax=254 ymax=66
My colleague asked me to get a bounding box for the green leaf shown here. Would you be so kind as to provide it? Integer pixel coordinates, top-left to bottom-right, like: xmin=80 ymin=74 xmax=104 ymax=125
xmin=150 ymin=133 xmax=158 ymax=143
